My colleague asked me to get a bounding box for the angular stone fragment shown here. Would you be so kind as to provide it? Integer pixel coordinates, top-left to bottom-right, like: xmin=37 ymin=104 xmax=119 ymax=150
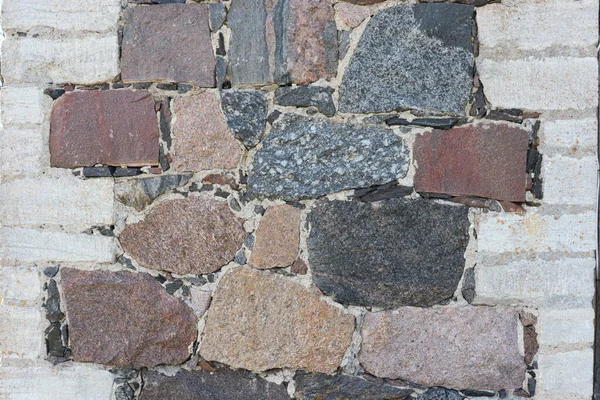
xmin=171 ymin=93 xmax=243 ymax=172
xmin=308 ymin=198 xmax=469 ymax=308
xmin=414 ymin=123 xmax=529 ymax=202
xmin=360 ymin=307 xmax=526 ymax=391
xmin=334 ymin=2 xmax=384 ymax=29
xmin=200 ymin=267 xmax=354 ymax=373
xmin=294 ymin=372 xmax=412 ymax=400
xmin=209 ymin=3 xmax=227 ymax=31
xmin=229 ymin=0 xmax=337 ymax=85
xmin=248 ymin=115 xmax=409 ymax=200
xmin=274 ymin=86 xmax=336 ymax=117
xmin=339 ymin=4 xmax=474 ymax=115
xmin=61 ymin=268 xmax=197 ymax=368
xmin=220 ymin=90 xmax=267 ymax=148
xmin=50 ymin=90 xmax=159 ymax=168
xmin=418 ymin=388 xmax=464 ymax=400
xmin=120 ymin=197 xmax=246 ymax=275
xmin=114 ymin=174 xmax=192 ymax=211
xmin=140 ymin=369 xmax=288 ymax=400
xmin=121 ymin=4 xmax=215 ymax=86
xmin=341 ymin=0 xmax=385 ymax=4
xmin=249 ymin=204 xmax=301 ymax=269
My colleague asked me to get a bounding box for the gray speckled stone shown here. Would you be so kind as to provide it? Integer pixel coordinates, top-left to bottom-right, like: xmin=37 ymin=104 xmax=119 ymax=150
xmin=114 ymin=174 xmax=192 ymax=211
xmin=221 ymin=90 xmax=267 ymax=148
xmin=307 ymin=198 xmax=470 ymax=308
xmin=295 ymin=372 xmax=412 ymax=400
xmin=418 ymin=388 xmax=464 ymax=400
xmin=339 ymin=4 xmax=474 ymax=115
xmin=209 ymin=3 xmax=226 ymax=31
xmin=247 ymin=115 xmax=409 ymax=200
xmin=274 ymin=86 xmax=336 ymax=117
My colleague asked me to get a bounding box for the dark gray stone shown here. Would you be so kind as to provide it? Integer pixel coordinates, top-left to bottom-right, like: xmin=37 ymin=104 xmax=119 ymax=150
xmin=339 ymin=4 xmax=474 ymax=115
xmin=307 ymin=198 xmax=470 ymax=308
xmin=43 ymin=265 xmax=59 ymax=278
xmin=352 ymin=182 xmax=413 ymax=202
xmin=115 ymin=384 xmax=135 ymax=400
xmin=461 ymin=268 xmax=476 ymax=303
xmin=418 ymin=388 xmax=464 ymax=400
xmin=295 ymin=372 xmax=412 ymax=400
xmin=44 ymin=279 xmax=64 ymax=323
xmin=248 ymin=115 xmax=409 ymax=201
xmin=82 ymin=166 xmax=114 ymax=177
xmin=45 ymin=322 xmax=67 ymax=357
xmin=141 ymin=175 xmax=192 ymax=199
xmin=274 ymin=86 xmax=336 ymax=117
xmin=115 ymin=174 xmax=192 ymax=211
xmin=385 ymin=117 xmax=466 ymax=129
xmin=216 ymin=56 xmax=227 ymax=89
xmin=209 ymin=3 xmax=227 ymax=31
xmin=140 ymin=369 xmax=289 ymax=400
xmin=339 ymin=30 xmax=351 ymax=60
xmin=221 ymin=90 xmax=267 ymax=148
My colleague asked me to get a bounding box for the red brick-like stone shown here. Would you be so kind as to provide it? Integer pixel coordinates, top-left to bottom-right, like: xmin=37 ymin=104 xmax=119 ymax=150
xmin=414 ymin=123 xmax=528 ymax=202
xmin=50 ymin=90 xmax=159 ymax=168
xmin=61 ymin=268 xmax=197 ymax=368
xmin=121 ymin=4 xmax=215 ymax=86
xmin=120 ymin=196 xmax=246 ymax=275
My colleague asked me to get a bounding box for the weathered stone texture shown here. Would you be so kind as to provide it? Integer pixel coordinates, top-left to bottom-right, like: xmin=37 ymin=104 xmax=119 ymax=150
xmin=414 ymin=123 xmax=529 ymax=202
xmin=200 ymin=267 xmax=354 ymax=373
xmin=171 ymin=93 xmax=242 ymax=172
xmin=120 ymin=196 xmax=246 ymax=275
xmin=538 ymin=309 xmax=594 ymax=348
xmin=247 ymin=115 xmax=409 ymax=200
xmin=540 ymin=119 xmax=598 ymax=151
xmin=0 ymin=306 xmax=44 ymax=360
xmin=339 ymin=4 xmax=473 ymax=115
xmin=1 ymin=85 xmax=47 ymax=126
xmin=360 ymin=307 xmax=526 ymax=391
xmin=115 ymin=174 xmax=192 ymax=211
xmin=140 ymin=369 xmax=289 ymax=400
xmin=417 ymin=388 xmax=464 ymax=400
xmin=209 ymin=2 xmax=227 ymax=31
xmin=249 ymin=204 xmax=301 ymax=269
xmin=1 ymin=127 xmax=47 ymax=178
xmin=542 ymin=156 xmax=597 ymax=205
xmin=308 ymin=198 xmax=470 ymax=308
xmin=50 ymin=90 xmax=159 ymax=168
xmin=122 ymin=4 xmax=215 ymax=85
xmin=537 ymin=350 xmax=593 ymax=397
xmin=334 ymin=2 xmax=384 ymax=29
xmin=220 ymin=90 xmax=267 ymax=148
xmin=0 ymin=266 xmax=41 ymax=305
xmin=274 ymin=86 xmax=336 ymax=117
xmin=229 ymin=0 xmax=337 ymax=85
xmin=294 ymin=372 xmax=412 ymax=400
xmin=62 ymin=268 xmax=197 ymax=368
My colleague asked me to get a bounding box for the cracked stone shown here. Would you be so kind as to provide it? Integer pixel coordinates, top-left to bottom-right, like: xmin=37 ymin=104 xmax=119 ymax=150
xmin=220 ymin=90 xmax=267 ymax=148
xmin=274 ymin=86 xmax=336 ymax=117
xmin=114 ymin=174 xmax=192 ymax=211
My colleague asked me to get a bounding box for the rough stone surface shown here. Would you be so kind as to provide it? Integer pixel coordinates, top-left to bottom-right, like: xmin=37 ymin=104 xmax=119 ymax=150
xmin=274 ymin=86 xmax=336 ymax=117
xmin=418 ymin=388 xmax=464 ymax=400
xmin=120 ymin=196 xmax=246 ymax=275
xmin=61 ymin=268 xmax=197 ymax=368
xmin=538 ymin=309 xmax=594 ymax=348
xmin=229 ymin=0 xmax=337 ymax=85
xmin=209 ymin=2 xmax=227 ymax=31
xmin=247 ymin=115 xmax=409 ymax=200
xmin=294 ymin=372 xmax=412 ymax=400
xmin=220 ymin=90 xmax=267 ymax=148
xmin=360 ymin=307 xmax=526 ymax=391
xmin=0 ymin=306 xmax=44 ymax=360
xmin=140 ymin=369 xmax=289 ymax=400
xmin=200 ymin=267 xmax=354 ymax=373
xmin=538 ymin=350 xmax=593 ymax=397
xmin=171 ymin=93 xmax=243 ymax=172
xmin=249 ymin=204 xmax=301 ymax=269
xmin=341 ymin=0 xmax=385 ymax=4
xmin=339 ymin=4 xmax=474 ymax=115
xmin=50 ymin=90 xmax=159 ymax=168
xmin=542 ymin=155 xmax=597 ymax=205
xmin=308 ymin=198 xmax=470 ymax=308
xmin=189 ymin=287 xmax=212 ymax=318
xmin=114 ymin=174 xmax=192 ymax=211
xmin=122 ymin=4 xmax=215 ymax=86
xmin=334 ymin=2 xmax=384 ymax=29
xmin=414 ymin=122 xmax=529 ymax=202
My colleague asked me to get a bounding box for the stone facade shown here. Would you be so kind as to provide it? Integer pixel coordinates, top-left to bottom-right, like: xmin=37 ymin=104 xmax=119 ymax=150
xmin=0 ymin=1 xmax=597 ymax=399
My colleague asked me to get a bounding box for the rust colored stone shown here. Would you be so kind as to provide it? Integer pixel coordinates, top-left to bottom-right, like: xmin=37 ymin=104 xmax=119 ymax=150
xmin=500 ymin=201 xmax=526 ymax=214
xmin=291 ymin=259 xmax=308 ymax=275
xmin=171 ymin=93 xmax=243 ymax=172
xmin=201 ymin=173 xmax=239 ymax=190
xmin=120 ymin=196 xmax=247 ymax=275
xmin=414 ymin=122 xmax=528 ymax=202
xmin=200 ymin=267 xmax=355 ymax=373
xmin=121 ymin=4 xmax=216 ymax=86
xmin=249 ymin=204 xmax=301 ymax=269
xmin=50 ymin=90 xmax=159 ymax=168
xmin=61 ymin=268 xmax=197 ymax=368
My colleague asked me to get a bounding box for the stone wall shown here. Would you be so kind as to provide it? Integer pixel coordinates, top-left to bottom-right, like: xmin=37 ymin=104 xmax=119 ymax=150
xmin=0 ymin=0 xmax=597 ymax=399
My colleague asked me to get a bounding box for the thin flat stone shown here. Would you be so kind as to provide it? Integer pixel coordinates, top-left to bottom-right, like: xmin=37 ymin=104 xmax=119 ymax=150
xmin=114 ymin=174 xmax=192 ymax=211
xmin=274 ymin=86 xmax=336 ymax=117
xmin=50 ymin=90 xmax=159 ymax=168
xmin=360 ymin=307 xmax=526 ymax=391
xmin=119 ymin=196 xmax=246 ymax=275
xmin=220 ymin=90 xmax=267 ymax=148
xmin=307 ymin=198 xmax=470 ymax=308
xmin=121 ymin=4 xmax=215 ymax=86
xmin=247 ymin=115 xmax=409 ymax=200
xmin=339 ymin=4 xmax=474 ymax=115
xmin=200 ymin=267 xmax=355 ymax=373
xmin=61 ymin=268 xmax=197 ymax=368
xmin=414 ymin=122 xmax=529 ymax=202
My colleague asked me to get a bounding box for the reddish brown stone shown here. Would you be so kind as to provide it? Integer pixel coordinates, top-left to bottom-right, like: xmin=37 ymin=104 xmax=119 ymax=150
xmin=201 ymin=173 xmax=239 ymax=190
xmin=291 ymin=259 xmax=308 ymax=275
xmin=249 ymin=204 xmax=301 ymax=269
xmin=61 ymin=268 xmax=197 ymax=368
xmin=121 ymin=4 xmax=216 ymax=86
xmin=120 ymin=196 xmax=247 ymax=275
xmin=49 ymin=90 xmax=159 ymax=168
xmin=414 ymin=123 xmax=528 ymax=202
xmin=171 ymin=93 xmax=243 ymax=172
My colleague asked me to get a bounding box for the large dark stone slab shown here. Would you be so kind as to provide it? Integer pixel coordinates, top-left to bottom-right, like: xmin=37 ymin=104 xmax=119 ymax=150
xmin=140 ymin=369 xmax=289 ymax=400
xmin=220 ymin=90 xmax=267 ymax=148
xmin=274 ymin=85 xmax=336 ymax=117
xmin=247 ymin=115 xmax=409 ymax=200
xmin=294 ymin=372 xmax=412 ymax=400
xmin=307 ymin=198 xmax=470 ymax=308
xmin=339 ymin=4 xmax=474 ymax=115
